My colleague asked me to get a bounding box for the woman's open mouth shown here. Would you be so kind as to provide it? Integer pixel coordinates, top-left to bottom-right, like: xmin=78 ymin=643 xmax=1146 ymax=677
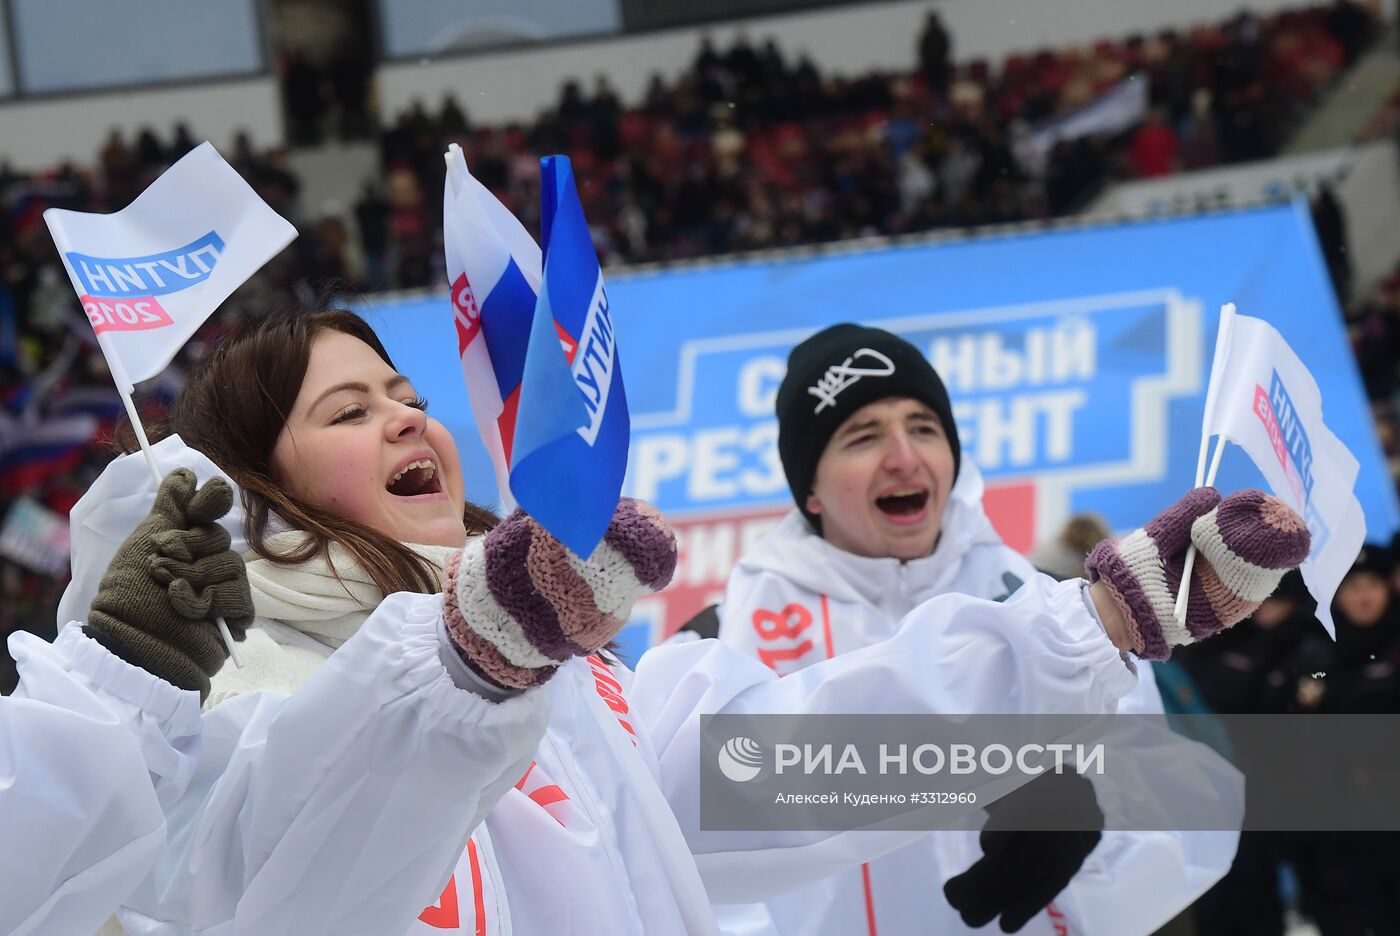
xmin=386 ymin=459 xmax=444 ymax=497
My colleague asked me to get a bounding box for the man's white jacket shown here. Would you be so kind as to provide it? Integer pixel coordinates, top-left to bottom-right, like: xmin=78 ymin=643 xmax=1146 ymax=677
xmin=713 ymin=462 xmax=1241 ymax=936
xmin=20 ymin=438 xmax=1210 ymax=935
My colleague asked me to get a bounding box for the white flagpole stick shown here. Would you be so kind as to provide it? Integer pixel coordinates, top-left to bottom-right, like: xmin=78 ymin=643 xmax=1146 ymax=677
xmin=1192 ymin=431 xmax=1211 ymax=490
xmin=106 ymin=345 xmax=243 ymax=669
xmin=1175 ymin=432 xmax=1231 ymax=623
xmin=1176 ymin=303 xmax=1239 ymax=626
xmin=1176 ymin=425 xmax=1215 ymax=622
xmin=1204 ymin=430 xmax=1228 ymax=487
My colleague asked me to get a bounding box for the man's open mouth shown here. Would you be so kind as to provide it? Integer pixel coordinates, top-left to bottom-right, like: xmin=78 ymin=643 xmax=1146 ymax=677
xmin=386 ymin=459 xmax=443 ymax=497
xmin=875 ymin=489 xmax=929 ymax=516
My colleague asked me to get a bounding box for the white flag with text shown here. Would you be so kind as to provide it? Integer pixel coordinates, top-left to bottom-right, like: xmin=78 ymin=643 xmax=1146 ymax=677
xmin=1201 ymin=309 xmax=1365 ymax=636
xmin=44 ymin=142 xmax=296 ymax=389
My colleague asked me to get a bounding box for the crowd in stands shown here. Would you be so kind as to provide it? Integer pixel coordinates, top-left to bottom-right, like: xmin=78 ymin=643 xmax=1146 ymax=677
xmin=373 ymin=1 xmax=1377 ymax=286
xmin=0 ymin=1 xmax=1394 ymax=692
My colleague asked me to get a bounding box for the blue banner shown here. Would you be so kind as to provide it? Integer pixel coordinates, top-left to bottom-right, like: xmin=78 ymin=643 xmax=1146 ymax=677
xmin=363 ymin=202 xmax=1399 ymax=662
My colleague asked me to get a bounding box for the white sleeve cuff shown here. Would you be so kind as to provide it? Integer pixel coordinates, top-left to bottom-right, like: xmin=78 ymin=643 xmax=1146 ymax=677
xmin=435 ymin=612 xmax=522 ymax=702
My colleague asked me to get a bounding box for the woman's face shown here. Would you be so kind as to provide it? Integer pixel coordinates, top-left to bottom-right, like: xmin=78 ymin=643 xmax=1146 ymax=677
xmin=271 ymin=329 xmax=468 ymax=547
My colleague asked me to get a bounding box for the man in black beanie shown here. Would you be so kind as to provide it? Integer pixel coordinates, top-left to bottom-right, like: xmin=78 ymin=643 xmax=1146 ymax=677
xmin=775 ymin=322 xmax=961 ymax=558
xmin=700 ymin=323 xmax=1232 ymax=936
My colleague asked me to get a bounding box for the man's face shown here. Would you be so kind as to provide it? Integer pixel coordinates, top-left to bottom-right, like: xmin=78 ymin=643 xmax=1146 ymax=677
xmin=805 ymin=396 xmax=956 ymax=560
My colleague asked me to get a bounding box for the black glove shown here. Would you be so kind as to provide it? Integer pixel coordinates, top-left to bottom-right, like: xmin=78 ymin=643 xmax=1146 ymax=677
xmin=84 ymin=468 xmax=253 ymax=700
xmin=943 ymin=769 xmax=1104 ymax=932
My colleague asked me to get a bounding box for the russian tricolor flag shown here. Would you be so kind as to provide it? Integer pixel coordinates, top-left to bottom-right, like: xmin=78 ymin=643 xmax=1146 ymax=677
xmin=443 ymin=150 xmax=628 ymax=555
xmin=442 ymin=144 xmax=542 ymax=511
xmin=0 ymin=411 xmax=100 ymax=495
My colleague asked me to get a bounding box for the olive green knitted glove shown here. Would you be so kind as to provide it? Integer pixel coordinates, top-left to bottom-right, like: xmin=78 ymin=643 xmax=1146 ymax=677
xmin=83 ymin=468 xmax=253 ymax=700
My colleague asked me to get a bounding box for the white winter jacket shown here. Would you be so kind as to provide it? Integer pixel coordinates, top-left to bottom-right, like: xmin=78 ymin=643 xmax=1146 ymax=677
xmin=713 ymin=462 xmax=1242 ymax=936
xmin=2 ymin=626 xmax=201 ymax=935
xmin=40 ymin=439 xmax=1164 ymax=935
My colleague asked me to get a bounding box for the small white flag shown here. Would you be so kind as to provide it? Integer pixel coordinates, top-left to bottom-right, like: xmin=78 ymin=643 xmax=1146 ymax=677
xmin=43 ymin=142 xmax=296 ymax=390
xmin=1201 ymin=309 xmax=1366 ymax=636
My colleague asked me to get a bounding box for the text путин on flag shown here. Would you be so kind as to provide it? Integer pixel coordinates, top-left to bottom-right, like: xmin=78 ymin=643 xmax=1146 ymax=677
xmin=511 ymin=157 xmax=629 ymax=557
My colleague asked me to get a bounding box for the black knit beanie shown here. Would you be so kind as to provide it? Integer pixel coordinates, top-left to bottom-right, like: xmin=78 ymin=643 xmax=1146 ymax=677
xmin=1347 ymin=543 xmax=1394 ymax=580
xmin=776 ymin=323 xmax=960 ymax=528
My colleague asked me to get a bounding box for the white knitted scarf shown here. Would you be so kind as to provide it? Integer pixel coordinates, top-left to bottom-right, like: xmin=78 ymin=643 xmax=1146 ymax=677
xmin=243 ymin=530 xmax=459 ymax=650
xmin=204 ymin=532 xmax=461 ymax=711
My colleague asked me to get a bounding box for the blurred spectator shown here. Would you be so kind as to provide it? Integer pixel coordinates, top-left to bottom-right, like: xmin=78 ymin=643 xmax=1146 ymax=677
xmin=329 ymin=38 xmax=374 ymax=141
xmin=229 ymin=130 xmax=261 ymax=179
xmin=1350 ymin=272 xmax=1400 ymax=401
xmin=1180 ymin=570 xmax=1316 ymax=715
xmin=1325 ymin=0 xmax=1376 ymax=64
xmin=354 ymin=181 xmax=391 ymax=291
xmin=1391 ymin=530 xmax=1400 ymax=596
xmin=439 ymin=95 xmax=470 ymax=139
xmin=1311 ymin=182 xmax=1352 ymax=305
xmin=1045 ymin=137 xmax=1110 ymax=214
xmin=918 ymin=11 xmax=953 ymax=96
xmin=1178 ymin=88 xmax=1222 ymax=170
xmin=170 ymin=122 xmax=198 ymax=161
xmin=133 ymin=127 xmax=166 ymax=170
xmin=1128 ymin=109 xmax=1180 ymax=177
xmin=1028 ymin=512 xmax=1111 ymax=581
xmin=1294 ymin=544 xmax=1399 ymax=714
xmin=300 ymin=206 xmax=354 ymax=296
xmin=282 ymin=50 xmax=324 ymax=146
xmin=388 ymin=167 xmax=431 ymax=289
xmin=252 ymin=149 xmax=303 ymax=222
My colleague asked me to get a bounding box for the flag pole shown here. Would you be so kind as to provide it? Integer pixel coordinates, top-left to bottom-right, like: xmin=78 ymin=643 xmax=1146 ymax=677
xmin=1192 ymin=429 xmax=1211 ymax=493
xmin=105 ymin=343 xmax=243 ymax=668
xmin=1174 ymin=433 xmax=1230 ymax=624
xmin=1175 ymin=303 xmax=1238 ymax=627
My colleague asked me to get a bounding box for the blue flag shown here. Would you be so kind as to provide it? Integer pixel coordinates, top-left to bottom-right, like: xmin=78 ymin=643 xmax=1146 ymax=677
xmin=509 ymin=156 xmax=629 ymax=556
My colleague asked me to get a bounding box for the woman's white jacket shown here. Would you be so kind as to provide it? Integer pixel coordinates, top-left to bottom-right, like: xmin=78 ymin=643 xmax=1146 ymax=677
xmin=1 ymin=625 xmax=200 ymax=936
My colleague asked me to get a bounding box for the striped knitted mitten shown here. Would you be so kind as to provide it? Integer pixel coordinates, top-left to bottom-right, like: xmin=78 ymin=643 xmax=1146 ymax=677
xmin=443 ymin=499 xmax=677 ymax=689
xmin=1085 ymin=488 xmax=1310 ymax=660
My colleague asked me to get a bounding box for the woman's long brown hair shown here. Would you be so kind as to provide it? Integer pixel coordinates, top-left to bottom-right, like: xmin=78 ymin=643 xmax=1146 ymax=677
xmin=133 ymin=309 xmax=497 ymax=597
